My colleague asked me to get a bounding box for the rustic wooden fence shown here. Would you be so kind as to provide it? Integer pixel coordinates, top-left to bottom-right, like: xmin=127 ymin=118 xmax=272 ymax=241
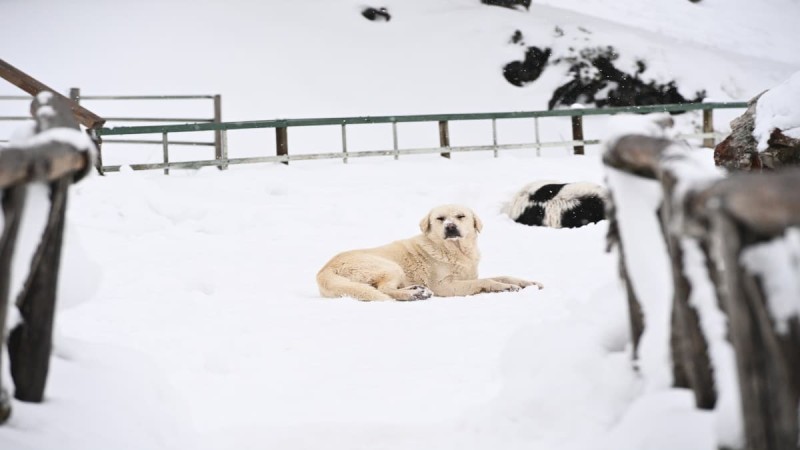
xmin=0 ymin=92 xmax=94 ymax=424
xmin=604 ymin=135 xmax=800 ymax=449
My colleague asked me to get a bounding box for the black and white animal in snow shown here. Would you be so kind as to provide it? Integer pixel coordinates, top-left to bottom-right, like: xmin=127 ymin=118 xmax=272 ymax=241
xmin=503 ymin=181 xmax=608 ymax=228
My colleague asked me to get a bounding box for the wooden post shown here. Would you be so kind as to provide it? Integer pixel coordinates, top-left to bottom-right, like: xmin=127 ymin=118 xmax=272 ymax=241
xmin=0 ymin=93 xmax=93 ymax=407
xmin=571 ymin=114 xmax=584 ymax=155
xmin=392 ymin=121 xmax=399 ymax=160
xmin=702 ymin=109 xmax=714 ymax=148
xmin=438 ymin=120 xmax=450 ymax=159
xmin=213 ymin=94 xmax=224 ymax=169
xmin=341 ymin=124 xmax=348 ymax=164
xmin=276 ymin=127 xmax=288 ymax=165
xmin=0 ymin=59 xmax=104 ymax=129
xmin=492 ymin=118 xmax=498 ymax=158
xmin=220 ymin=130 xmax=229 ymax=170
xmin=8 ymin=178 xmax=69 ymax=402
xmin=660 ymin=173 xmax=716 ymax=409
xmin=0 ymin=186 xmax=26 ymax=422
xmin=162 ymin=132 xmax=170 ymax=175
xmin=604 ymin=135 xmax=717 ymax=407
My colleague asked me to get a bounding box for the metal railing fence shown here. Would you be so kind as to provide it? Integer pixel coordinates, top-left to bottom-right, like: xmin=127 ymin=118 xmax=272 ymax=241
xmin=93 ymin=101 xmax=747 ymax=174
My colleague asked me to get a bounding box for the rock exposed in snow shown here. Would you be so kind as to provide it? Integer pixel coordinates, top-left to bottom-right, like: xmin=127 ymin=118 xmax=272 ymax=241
xmin=714 ymin=71 xmax=800 ymax=171
xmin=503 ymin=45 xmax=551 ymax=87
xmin=501 ymin=36 xmax=705 ymax=110
xmin=713 ymin=94 xmax=763 ymax=171
xmin=481 ymin=0 xmax=531 ymax=10
xmin=361 ymin=7 xmax=391 ymax=22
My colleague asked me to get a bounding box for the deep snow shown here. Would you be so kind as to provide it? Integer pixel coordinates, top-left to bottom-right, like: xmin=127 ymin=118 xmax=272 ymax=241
xmin=1 ymin=0 xmax=798 ymax=449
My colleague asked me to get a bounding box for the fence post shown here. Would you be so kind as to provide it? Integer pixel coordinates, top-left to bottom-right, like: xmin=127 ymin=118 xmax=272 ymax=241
xmin=703 ymin=108 xmax=714 ymax=148
xmin=341 ymin=123 xmax=348 ymax=164
xmin=534 ymin=117 xmax=541 ymax=157
xmin=492 ymin=118 xmax=498 ymax=158
xmin=8 ymin=178 xmax=69 ymax=402
xmin=438 ymin=120 xmax=450 ymax=159
xmin=571 ymin=112 xmax=584 ymax=155
xmin=220 ymin=130 xmax=229 ymax=170
xmin=213 ymin=94 xmax=224 ymax=169
xmin=162 ymin=132 xmax=170 ymax=175
xmin=69 ymin=88 xmax=104 ymax=175
xmin=276 ymin=127 xmax=288 ymax=165
xmin=392 ymin=121 xmax=399 ymax=160
xmin=0 ymin=186 xmax=25 ymax=422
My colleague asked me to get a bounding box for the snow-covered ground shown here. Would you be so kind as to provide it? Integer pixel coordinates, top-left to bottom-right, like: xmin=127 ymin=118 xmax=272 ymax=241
xmin=1 ymin=0 xmax=798 ymax=449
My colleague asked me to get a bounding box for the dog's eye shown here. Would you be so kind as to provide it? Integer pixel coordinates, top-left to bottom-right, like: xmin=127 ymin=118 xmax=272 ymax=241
xmin=436 ymin=216 xmax=445 ymax=222
xmin=456 ymin=214 xmax=465 ymax=220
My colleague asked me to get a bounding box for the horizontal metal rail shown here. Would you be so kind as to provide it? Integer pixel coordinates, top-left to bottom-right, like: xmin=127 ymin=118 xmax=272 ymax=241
xmin=80 ymin=95 xmax=216 ymax=100
xmin=0 ymin=94 xmax=215 ymax=100
xmin=102 ymin=139 xmax=604 ymax=172
xmin=101 ymin=117 xmax=215 ymax=123
xmin=96 ymin=102 xmax=748 ymax=136
xmin=101 ymin=139 xmax=214 ymax=146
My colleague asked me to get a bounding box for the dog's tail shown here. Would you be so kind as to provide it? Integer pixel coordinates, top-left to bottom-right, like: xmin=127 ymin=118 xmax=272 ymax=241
xmin=316 ymin=269 xmax=392 ymax=301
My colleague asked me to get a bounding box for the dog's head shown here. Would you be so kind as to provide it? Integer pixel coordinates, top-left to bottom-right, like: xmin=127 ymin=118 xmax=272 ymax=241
xmin=419 ymin=204 xmax=483 ymax=242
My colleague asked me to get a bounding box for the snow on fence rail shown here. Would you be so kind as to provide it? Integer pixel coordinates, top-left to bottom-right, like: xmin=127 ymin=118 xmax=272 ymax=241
xmin=0 ymin=92 xmax=95 ymax=424
xmin=604 ymin=135 xmax=800 ymax=450
xmin=93 ymin=101 xmax=747 ymax=174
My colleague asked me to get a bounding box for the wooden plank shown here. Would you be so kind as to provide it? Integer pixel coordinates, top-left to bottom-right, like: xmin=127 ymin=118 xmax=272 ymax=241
xmin=276 ymin=127 xmax=288 ymax=166
xmin=571 ymin=115 xmax=584 ymax=155
xmin=0 ymin=186 xmax=26 ymax=422
xmin=702 ymin=109 xmax=714 ymax=148
xmin=213 ymin=94 xmax=223 ymax=168
xmin=8 ymin=178 xmax=69 ymax=402
xmin=0 ymin=59 xmax=105 ymax=129
xmin=0 ymin=89 xmax=92 ymax=188
xmin=438 ymin=120 xmax=450 ymax=159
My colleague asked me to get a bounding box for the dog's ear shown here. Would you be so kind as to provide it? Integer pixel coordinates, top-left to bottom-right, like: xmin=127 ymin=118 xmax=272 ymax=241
xmin=473 ymin=213 xmax=483 ymax=233
xmin=419 ymin=214 xmax=431 ymax=233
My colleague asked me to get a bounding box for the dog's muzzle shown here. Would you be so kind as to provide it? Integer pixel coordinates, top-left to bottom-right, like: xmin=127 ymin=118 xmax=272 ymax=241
xmin=444 ymin=223 xmax=461 ymax=239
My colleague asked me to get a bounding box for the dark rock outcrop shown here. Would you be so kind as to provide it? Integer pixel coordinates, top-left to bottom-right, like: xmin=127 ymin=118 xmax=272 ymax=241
xmin=503 ymin=46 xmax=551 ymax=87
xmin=714 ymin=95 xmax=763 ymax=171
xmin=715 ymin=93 xmax=800 ymax=171
xmin=482 ymin=0 xmax=531 ymax=10
xmin=548 ymin=46 xmax=705 ymax=110
xmin=362 ymin=7 xmax=391 ymax=22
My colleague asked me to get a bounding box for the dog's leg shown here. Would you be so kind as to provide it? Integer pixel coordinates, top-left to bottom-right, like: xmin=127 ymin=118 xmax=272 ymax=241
xmin=375 ymin=278 xmax=432 ymax=301
xmin=489 ymin=276 xmax=544 ymax=289
xmin=431 ymin=279 xmax=521 ymax=297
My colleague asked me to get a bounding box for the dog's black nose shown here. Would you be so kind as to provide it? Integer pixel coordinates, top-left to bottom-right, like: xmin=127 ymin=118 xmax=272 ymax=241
xmin=444 ymin=223 xmax=461 ymax=238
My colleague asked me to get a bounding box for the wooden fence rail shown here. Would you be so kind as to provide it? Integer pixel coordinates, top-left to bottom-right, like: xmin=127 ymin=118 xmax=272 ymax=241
xmin=604 ymin=135 xmax=800 ymax=449
xmin=0 ymin=92 xmax=94 ymax=423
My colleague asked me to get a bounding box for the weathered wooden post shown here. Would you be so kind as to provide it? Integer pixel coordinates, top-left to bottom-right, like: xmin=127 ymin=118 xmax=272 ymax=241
xmin=571 ymin=113 xmax=584 ymax=155
xmin=0 ymin=186 xmax=25 ymax=423
xmin=438 ymin=120 xmax=450 ymax=159
xmin=213 ymin=94 xmax=224 ymax=169
xmin=276 ymin=126 xmax=288 ymax=165
xmin=702 ymin=108 xmax=714 ymax=148
xmin=687 ymin=170 xmax=800 ymax=450
xmin=3 ymin=92 xmax=94 ymax=405
xmin=604 ymin=135 xmax=717 ymax=408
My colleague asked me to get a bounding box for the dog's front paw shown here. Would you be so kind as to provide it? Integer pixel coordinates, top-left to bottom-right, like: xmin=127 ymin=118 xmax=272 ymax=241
xmin=519 ymin=280 xmax=544 ymax=290
xmin=401 ymin=285 xmax=433 ymax=301
xmin=486 ymin=281 xmax=520 ymax=293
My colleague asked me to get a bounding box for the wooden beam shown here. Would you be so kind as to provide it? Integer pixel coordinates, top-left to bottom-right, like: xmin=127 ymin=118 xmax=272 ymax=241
xmin=0 ymin=59 xmax=105 ymax=129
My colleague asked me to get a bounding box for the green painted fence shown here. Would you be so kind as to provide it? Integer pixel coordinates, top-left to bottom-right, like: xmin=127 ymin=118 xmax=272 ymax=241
xmin=93 ymin=101 xmax=748 ymax=174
